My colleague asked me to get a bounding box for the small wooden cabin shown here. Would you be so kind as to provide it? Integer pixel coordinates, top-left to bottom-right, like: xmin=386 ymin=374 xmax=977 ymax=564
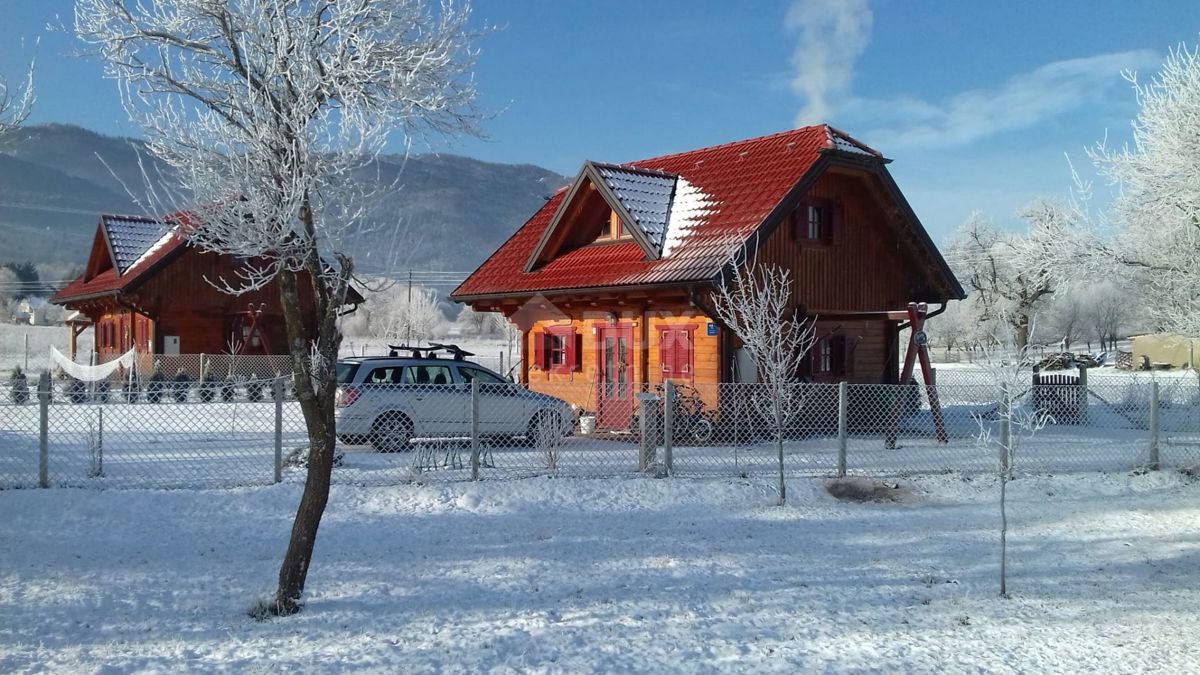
xmin=51 ymin=214 xmax=363 ymax=363
xmin=452 ymin=125 xmax=963 ymax=428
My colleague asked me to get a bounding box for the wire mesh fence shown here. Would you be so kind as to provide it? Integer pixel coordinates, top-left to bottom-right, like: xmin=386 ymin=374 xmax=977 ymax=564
xmin=4 ymin=369 xmax=1200 ymax=490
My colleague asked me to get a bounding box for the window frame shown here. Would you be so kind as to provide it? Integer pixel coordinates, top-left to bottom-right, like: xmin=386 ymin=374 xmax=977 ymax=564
xmin=793 ymin=198 xmax=836 ymax=246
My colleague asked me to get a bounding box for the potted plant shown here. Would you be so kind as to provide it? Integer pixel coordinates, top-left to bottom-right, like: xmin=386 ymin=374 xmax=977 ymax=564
xmin=245 ymin=373 xmax=264 ymax=402
xmin=146 ymin=361 xmax=167 ymax=403
xmin=172 ymin=367 xmax=192 ymax=403
xmin=9 ymin=366 xmax=29 ymax=405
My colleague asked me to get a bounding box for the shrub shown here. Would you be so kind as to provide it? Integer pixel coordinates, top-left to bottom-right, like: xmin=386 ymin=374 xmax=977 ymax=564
xmin=67 ymin=378 xmax=88 ymax=404
xmin=9 ymin=366 xmax=29 ymax=405
xmin=146 ymin=363 xmax=167 ymax=404
xmin=122 ymin=377 xmax=140 ymax=403
xmin=172 ymin=369 xmax=192 ymax=403
xmin=245 ymin=374 xmax=264 ymax=402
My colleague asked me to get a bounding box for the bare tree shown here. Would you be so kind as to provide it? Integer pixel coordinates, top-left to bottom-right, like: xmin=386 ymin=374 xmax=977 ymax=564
xmin=0 ymin=55 xmax=35 ymax=139
xmin=1082 ymin=282 xmax=1132 ymax=352
xmin=490 ymin=312 xmax=520 ymax=377
xmin=711 ymin=244 xmax=816 ymax=505
xmin=370 ymin=284 xmax=445 ymax=345
xmin=1086 ymin=43 xmax=1200 ymax=337
xmin=973 ymin=325 xmax=1051 ymax=597
xmin=1046 ymin=290 xmax=1085 ymax=352
xmin=454 ymin=305 xmax=495 ymax=338
xmin=76 ymin=0 xmax=480 ymax=615
xmin=945 ymin=204 xmax=1073 ymax=348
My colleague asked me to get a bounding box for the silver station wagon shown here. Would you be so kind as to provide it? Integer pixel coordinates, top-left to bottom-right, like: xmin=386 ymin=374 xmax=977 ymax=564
xmin=335 ymin=345 xmax=575 ymax=452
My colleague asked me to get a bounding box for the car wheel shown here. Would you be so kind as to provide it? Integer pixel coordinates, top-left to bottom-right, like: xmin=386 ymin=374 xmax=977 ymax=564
xmin=526 ymin=410 xmax=563 ymax=446
xmin=371 ymin=412 xmax=413 ymax=453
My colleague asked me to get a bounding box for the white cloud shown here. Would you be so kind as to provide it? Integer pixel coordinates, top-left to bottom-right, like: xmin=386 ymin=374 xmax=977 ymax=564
xmin=785 ymin=0 xmax=873 ymax=125
xmin=849 ymin=50 xmax=1161 ymax=149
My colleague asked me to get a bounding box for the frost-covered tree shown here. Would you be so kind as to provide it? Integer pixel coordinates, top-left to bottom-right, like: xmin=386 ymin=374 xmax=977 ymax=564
xmin=75 ymin=0 xmax=480 ymax=616
xmin=1088 ymin=42 xmax=1200 ymax=336
xmin=711 ymin=244 xmax=816 ymax=505
xmin=454 ymin=305 xmax=496 ymax=338
xmin=0 ymin=57 xmax=35 ymax=139
xmin=945 ymin=203 xmax=1073 ymax=348
xmin=371 ymin=284 xmax=445 ymax=345
xmin=1082 ymin=282 xmax=1134 ymax=352
xmin=972 ymin=323 xmax=1051 ymax=597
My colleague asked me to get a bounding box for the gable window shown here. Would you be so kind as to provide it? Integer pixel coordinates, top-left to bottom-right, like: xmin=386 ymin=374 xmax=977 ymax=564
xmin=534 ymin=325 xmax=582 ymax=374
xmin=793 ymin=199 xmax=837 ymax=245
xmin=807 ymin=204 xmax=827 ymax=241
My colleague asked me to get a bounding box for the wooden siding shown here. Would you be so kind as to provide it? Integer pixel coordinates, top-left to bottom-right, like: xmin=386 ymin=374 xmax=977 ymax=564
xmin=755 ymin=170 xmax=914 ymax=313
xmin=77 ymin=247 xmax=321 ymax=359
xmin=523 ymin=308 xmax=718 ymax=413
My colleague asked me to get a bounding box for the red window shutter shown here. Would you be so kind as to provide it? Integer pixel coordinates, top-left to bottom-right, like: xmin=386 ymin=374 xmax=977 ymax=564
xmin=679 ymin=330 xmax=693 ymax=376
xmin=571 ymin=329 xmax=583 ymax=372
xmin=533 ymin=332 xmax=545 ymax=370
xmin=830 ymin=202 xmax=844 ymax=244
xmin=661 ymin=329 xmax=675 ymax=376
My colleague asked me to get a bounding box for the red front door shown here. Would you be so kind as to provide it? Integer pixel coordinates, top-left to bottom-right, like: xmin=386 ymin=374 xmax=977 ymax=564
xmin=596 ymin=324 xmax=634 ymax=429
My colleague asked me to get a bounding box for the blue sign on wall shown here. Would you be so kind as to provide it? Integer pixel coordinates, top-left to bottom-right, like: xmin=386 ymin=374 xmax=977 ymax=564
xmin=707 ymin=322 xmax=718 ymax=336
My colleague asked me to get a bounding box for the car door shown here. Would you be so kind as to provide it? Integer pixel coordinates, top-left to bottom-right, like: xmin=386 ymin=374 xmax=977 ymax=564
xmin=402 ymin=364 xmax=467 ymax=436
xmin=458 ymin=365 xmax=525 ymax=435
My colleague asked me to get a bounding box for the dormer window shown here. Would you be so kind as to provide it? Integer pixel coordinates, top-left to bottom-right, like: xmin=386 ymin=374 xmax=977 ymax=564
xmin=601 ymin=210 xmax=632 ymax=241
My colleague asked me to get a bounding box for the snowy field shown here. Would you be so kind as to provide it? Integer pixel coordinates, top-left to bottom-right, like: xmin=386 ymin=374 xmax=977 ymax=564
xmin=1 ymin=472 xmax=1198 ymax=672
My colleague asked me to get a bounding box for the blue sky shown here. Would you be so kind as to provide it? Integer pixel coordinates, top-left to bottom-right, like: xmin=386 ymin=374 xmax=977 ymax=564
xmin=1 ymin=1 xmax=1196 ymax=244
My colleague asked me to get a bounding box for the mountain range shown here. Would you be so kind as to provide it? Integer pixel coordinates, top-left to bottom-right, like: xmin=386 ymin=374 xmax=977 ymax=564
xmin=0 ymin=124 xmax=567 ymax=278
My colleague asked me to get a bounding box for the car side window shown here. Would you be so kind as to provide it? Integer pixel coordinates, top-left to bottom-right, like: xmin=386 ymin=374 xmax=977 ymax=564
xmin=459 ymin=366 xmax=506 ymax=385
xmin=403 ymin=365 xmax=454 ymax=385
xmin=366 ymin=367 xmax=404 ymax=384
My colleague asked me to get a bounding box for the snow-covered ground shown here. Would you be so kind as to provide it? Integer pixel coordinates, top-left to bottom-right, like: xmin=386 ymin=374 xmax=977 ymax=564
xmin=1 ymin=472 xmax=1198 ymax=672
xmin=0 ymin=324 xmax=91 ymax=374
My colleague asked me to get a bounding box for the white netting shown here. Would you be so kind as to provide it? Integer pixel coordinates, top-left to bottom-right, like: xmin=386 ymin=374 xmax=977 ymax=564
xmin=51 ymin=346 xmax=136 ymax=382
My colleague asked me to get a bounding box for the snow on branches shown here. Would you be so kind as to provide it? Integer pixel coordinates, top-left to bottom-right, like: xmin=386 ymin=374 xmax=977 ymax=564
xmin=0 ymin=54 xmax=35 ymax=139
xmin=75 ymin=0 xmax=481 ymax=294
xmin=1088 ymin=42 xmax=1200 ymax=336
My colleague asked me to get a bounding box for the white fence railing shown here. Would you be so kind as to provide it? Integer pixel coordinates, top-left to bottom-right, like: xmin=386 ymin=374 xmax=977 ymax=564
xmin=2 ymin=371 xmax=1197 ymax=490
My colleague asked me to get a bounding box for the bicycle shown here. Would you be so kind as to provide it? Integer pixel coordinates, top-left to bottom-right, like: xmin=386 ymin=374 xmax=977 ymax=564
xmin=628 ymin=383 xmax=716 ymax=443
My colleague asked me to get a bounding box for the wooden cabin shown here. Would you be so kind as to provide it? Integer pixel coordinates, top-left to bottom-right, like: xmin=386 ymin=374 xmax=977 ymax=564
xmin=51 ymin=214 xmax=363 ymax=364
xmin=452 ymin=125 xmax=964 ymax=428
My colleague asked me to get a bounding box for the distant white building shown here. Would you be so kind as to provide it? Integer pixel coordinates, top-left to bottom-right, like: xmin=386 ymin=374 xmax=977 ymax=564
xmin=11 ymin=298 xmax=59 ymax=326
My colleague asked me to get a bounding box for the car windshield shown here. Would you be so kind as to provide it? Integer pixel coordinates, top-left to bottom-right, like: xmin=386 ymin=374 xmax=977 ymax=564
xmin=336 ymin=362 xmax=359 ymax=384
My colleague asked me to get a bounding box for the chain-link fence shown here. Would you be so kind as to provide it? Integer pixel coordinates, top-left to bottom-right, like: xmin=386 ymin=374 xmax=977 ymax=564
xmin=4 ymin=369 xmax=1200 ymax=490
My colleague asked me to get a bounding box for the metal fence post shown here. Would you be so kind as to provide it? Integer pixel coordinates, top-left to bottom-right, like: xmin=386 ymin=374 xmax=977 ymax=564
xmin=663 ymin=380 xmax=675 ymax=476
xmin=38 ymin=371 xmax=49 ymax=488
xmin=837 ymin=381 xmax=848 ymax=477
xmin=470 ymin=379 xmax=481 ymax=481
xmin=1149 ymin=380 xmax=1160 ymax=471
xmin=273 ymin=378 xmax=283 ymax=483
xmin=1000 ymin=385 xmax=1012 ymax=476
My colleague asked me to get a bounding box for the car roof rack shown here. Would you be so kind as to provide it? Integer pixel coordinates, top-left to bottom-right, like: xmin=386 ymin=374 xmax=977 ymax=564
xmin=387 ymin=343 xmax=475 ymax=360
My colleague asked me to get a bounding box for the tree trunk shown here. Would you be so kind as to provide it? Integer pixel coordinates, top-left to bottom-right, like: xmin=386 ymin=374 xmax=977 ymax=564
xmin=774 ymin=394 xmax=786 ymax=505
xmin=1014 ymin=317 xmax=1030 ymax=350
xmin=272 ymin=255 xmax=344 ymax=615
xmin=263 ymin=193 xmax=350 ymax=615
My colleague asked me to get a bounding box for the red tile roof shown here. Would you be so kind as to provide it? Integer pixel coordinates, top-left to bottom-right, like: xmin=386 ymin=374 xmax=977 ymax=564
xmin=452 ymin=125 xmax=892 ymax=299
xmin=52 ymin=216 xmax=189 ymax=304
